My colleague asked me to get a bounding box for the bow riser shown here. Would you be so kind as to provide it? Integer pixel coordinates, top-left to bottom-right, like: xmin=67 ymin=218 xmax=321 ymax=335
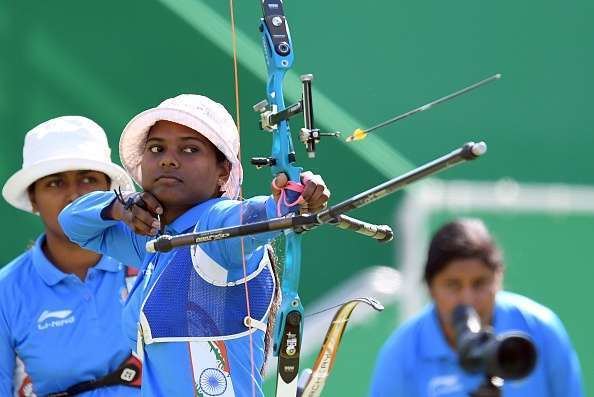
xmin=260 ymin=1 xmax=305 ymax=395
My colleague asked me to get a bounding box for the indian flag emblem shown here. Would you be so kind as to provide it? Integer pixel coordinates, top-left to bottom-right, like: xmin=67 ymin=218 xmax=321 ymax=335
xmin=190 ymin=341 xmax=235 ymax=396
xmin=198 ymin=368 xmax=227 ymax=396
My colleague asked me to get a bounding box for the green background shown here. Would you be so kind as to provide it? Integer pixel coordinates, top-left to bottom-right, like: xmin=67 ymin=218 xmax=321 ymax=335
xmin=0 ymin=0 xmax=592 ymax=395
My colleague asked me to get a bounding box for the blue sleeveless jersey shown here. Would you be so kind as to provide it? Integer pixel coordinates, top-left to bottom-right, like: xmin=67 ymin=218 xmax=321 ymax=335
xmin=60 ymin=192 xmax=280 ymax=397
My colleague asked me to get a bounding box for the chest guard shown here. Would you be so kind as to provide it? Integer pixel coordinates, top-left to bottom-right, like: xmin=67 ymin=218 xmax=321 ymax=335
xmin=139 ymin=243 xmax=276 ymax=344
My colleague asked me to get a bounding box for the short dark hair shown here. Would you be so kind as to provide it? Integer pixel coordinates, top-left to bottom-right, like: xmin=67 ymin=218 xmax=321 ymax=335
xmin=424 ymin=218 xmax=503 ymax=285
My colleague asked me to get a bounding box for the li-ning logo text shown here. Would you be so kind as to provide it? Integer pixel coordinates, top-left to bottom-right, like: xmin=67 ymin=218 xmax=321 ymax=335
xmin=37 ymin=309 xmax=75 ymax=330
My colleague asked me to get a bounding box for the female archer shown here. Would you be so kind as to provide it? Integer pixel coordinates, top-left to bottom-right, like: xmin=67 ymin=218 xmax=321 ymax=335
xmin=60 ymin=94 xmax=330 ymax=396
xmin=0 ymin=116 xmax=140 ymax=396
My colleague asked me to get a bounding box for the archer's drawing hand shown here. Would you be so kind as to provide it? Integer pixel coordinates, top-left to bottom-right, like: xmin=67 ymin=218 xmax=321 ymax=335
xmin=107 ymin=191 xmax=163 ymax=236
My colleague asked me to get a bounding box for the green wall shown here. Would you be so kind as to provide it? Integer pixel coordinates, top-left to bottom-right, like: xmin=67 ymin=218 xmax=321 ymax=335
xmin=1 ymin=0 xmax=592 ymax=395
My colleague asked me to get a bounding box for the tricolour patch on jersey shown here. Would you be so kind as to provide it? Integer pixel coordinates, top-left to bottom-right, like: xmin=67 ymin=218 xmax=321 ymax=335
xmin=189 ymin=341 xmax=236 ymax=397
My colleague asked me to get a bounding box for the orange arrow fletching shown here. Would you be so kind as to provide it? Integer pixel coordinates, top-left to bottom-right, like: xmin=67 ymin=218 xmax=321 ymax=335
xmin=345 ymin=128 xmax=368 ymax=142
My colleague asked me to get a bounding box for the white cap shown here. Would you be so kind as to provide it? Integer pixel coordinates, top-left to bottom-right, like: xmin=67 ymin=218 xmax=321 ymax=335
xmin=2 ymin=116 xmax=135 ymax=213
xmin=119 ymin=94 xmax=243 ymax=199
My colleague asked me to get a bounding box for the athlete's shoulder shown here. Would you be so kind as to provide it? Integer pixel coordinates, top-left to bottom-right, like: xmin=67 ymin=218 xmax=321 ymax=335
xmin=382 ymin=305 xmax=433 ymax=354
xmin=0 ymin=250 xmax=34 ymax=319
xmin=208 ymin=196 xmax=270 ymax=211
xmin=209 ymin=197 xmax=238 ymax=212
xmin=0 ymin=248 xmax=35 ymax=286
xmin=496 ymin=291 xmax=564 ymax=332
xmin=496 ymin=291 xmax=558 ymax=325
xmin=208 ymin=195 xmax=273 ymax=224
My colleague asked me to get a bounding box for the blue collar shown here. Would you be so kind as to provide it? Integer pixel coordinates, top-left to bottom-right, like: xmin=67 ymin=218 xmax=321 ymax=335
xmin=164 ymin=197 xmax=226 ymax=234
xmin=32 ymin=235 xmax=121 ymax=286
xmin=94 ymin=256 xmax=122 ymax=273
xmin=419 ymin=295 xmax=508 ymax=360
xmin=418 ymin=305 xmax=457 ymax=360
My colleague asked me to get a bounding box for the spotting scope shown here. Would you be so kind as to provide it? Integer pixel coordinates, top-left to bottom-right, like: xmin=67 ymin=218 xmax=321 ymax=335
xmin=452 ymin=304 xmax=537 ymax=380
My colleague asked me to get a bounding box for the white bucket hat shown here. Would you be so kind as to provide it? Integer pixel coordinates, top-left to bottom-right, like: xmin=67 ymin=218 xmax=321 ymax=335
xmin=119 ymin=94 xmax=243 ymax=199
xmin=2 ymin=116 xmax=135 ymax=213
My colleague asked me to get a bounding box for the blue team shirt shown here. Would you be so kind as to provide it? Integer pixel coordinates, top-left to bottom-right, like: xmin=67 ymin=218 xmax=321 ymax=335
xmin=59 ymin=191 xmax=279 ymax=397
xmin=369 ymin=291 xmax=583 ymax=397
xmin=0 ymin=235 xmax=139 ymax=396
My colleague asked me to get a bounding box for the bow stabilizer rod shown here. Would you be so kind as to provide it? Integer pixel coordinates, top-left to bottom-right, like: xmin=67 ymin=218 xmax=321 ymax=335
xmin=146 ymin=141 xmax=487 ymax=253
xmin=146 ymin=213 xmax=392 ymax=253
xmin=316 ymin=141 xmax=486 ymax=221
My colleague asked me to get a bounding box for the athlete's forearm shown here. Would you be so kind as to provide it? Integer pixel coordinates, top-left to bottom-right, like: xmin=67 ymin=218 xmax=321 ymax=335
xmin=59 ymin=191 xmax=147 ymax=266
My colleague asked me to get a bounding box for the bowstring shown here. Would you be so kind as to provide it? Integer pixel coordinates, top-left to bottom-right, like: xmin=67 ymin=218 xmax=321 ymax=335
xmin=229 ymin=1 xmax=257 ymax=396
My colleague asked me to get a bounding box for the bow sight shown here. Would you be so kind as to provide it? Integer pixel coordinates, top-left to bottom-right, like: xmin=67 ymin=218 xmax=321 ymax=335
xmin=252 ymin=73 xmax=340 ymax=164
xmin=251 ymin=0 xmax=339 ymax=167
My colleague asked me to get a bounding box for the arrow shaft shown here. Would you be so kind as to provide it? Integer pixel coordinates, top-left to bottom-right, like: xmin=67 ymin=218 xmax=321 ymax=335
xmin=365 ymin=74 xmax=501 ymax=134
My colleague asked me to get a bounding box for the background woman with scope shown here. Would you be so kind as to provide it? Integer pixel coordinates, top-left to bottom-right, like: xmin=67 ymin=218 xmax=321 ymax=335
xmin=369 ymin=218 xmax=583 ymax=397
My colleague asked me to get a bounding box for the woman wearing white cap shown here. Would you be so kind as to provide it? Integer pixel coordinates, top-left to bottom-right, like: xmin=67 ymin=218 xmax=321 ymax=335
xmin=59 ymin=94 xmax=330 ymax=397
xmin=0 ymin=116 xmax=141 ymax=396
